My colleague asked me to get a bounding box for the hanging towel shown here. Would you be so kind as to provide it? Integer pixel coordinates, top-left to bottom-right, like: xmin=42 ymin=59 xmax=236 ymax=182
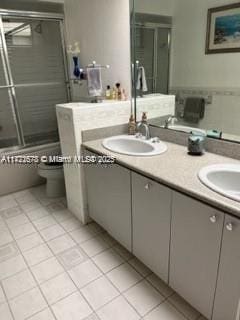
xmin=87 ymin=66 xmax=102 ymax=97
xmin=183 ymin=97 xmax=205 ymax=123
xmin=136 ymin=66 xmax=148 ymax=92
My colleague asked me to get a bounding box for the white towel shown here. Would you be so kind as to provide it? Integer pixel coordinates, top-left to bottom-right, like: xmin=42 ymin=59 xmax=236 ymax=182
xmin=87 ymin=66 xmax=102 ymax=97
xmin=136 ymin=66 xmax=148 ymax=92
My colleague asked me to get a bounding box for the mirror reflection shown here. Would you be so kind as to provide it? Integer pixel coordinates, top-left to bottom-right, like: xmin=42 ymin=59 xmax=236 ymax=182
xmin=132 ymin=0 xmax=240 ymax=143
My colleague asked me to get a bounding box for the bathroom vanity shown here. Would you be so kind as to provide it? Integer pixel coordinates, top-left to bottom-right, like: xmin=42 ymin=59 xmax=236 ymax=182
xmin=83 ymin=139 xmax=240 ymax=320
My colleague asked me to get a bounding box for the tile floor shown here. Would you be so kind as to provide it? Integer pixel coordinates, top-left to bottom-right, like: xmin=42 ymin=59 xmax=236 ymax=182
xmin=0 ymin=185 xmax=207 ymax=320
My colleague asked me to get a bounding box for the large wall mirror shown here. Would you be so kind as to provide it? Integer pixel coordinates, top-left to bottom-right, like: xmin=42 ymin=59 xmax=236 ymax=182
xmin=131 ymin=0 xmax=240 ymax=143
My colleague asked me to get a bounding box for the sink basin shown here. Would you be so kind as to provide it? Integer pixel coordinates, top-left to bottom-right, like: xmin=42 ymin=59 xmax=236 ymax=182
xmin=198 ymin=164 xmax=240 ymax=202
xmin=168 ymin=125 xmax=206 ymax=136
xmin=102 ymin=135 xmax=167 ymax=156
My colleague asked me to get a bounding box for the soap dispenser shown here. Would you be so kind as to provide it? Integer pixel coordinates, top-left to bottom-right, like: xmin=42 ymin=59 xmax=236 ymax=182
xmin=112 ymin=87 xmax=117 ymax=100
xmin=116 ymin=83 xmax=122 ymax=100
xmin=128 ymin=114 xmax=136 ymax=135
xmin=106 ymin=85 xmax=111 ymax=100
xmin=142 ymin=112 xmax=148 ymax=124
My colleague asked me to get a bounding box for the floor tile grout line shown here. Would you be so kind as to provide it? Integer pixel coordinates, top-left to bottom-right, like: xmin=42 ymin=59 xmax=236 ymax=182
xmin=11 ymin=231 xmax=59 ymax=320
xmin=79 ymin=247 xmax=152 ymax=317
xmin=5 ymin=283 xmax=40 ymax=303
xmin=0 ymin=222 xmax=41 ymax=320
xmin=3 ymin=212 xmax=73 ymax=253
xmin=3 ymin=219 xmax=165 ymax=292
xmin=24 ymin=307 xmax=55 ymax=320
xmin=0 ymin=224 xmax=108 ymax=283
xmin=2 ymin=205 xmax=109 ymax=257
xmin=1 ymin=195 xmax=68 ymax=228
xmin=1 ymin=213 xmax=106 ymax=318
xmin=50 ymin=275 xmax=96 ymax=317
xmin=102 ymin=273 xmax=144 ymax=318
xmin=0 ymin=276 xmax=18 ymax=320
xmin=2 ymin=218 xmax=60 ymax=320
xmin=0 ymin=232 xmax=188 ymax=320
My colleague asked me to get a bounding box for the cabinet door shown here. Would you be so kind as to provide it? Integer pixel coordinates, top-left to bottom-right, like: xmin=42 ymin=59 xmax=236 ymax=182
xmin=85 ymin=152 xmax=132 ymax=251
xmin=170 ymin=192 xmax=224 ymax=319
xmin=212 ymin=215 xmax=240 ymax=320
xmin=132 ymin=172 xmax=172 ymax=283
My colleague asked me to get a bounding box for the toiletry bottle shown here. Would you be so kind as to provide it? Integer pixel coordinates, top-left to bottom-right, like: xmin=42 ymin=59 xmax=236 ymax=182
xmin=112 ymin=87 xmax=117 ymax=100
xmin=106 ymin=85 xmax=111 ymax=100
xmin=128 ymin=114 xmax=136 ymax=135
xmin=122 ymin=89 xmax=127 ymax=101
xmin=116 ymin=83 xmax=122 ymax=100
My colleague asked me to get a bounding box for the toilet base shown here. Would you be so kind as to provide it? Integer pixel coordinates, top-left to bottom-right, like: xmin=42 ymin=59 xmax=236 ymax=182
xmin=46 ymin=178 xmax=66 ymax=198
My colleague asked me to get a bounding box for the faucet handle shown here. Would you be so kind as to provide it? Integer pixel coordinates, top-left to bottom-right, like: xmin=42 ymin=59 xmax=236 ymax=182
xmin=151 ymin=137 xmax=160 ymax=143
xmin=172 ymin=117 xmax=178 ymax=125
xmin=135 ymin=132 xmax=143 ymax=139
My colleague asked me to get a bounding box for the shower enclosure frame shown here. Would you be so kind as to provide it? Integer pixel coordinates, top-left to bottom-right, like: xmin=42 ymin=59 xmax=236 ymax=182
xmin=0 ymin=9 xmax=71 ymax=153
xmin=135 ymin=22 xmax=172 ymax=94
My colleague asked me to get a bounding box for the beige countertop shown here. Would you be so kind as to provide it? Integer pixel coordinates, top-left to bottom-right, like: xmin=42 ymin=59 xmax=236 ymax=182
xmin=83 ymin=139 xmax=240 ymax=218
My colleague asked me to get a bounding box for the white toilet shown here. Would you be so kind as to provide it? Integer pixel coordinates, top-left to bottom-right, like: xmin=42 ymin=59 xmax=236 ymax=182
xmin=38 ymin=161 xmax=66 ymax=198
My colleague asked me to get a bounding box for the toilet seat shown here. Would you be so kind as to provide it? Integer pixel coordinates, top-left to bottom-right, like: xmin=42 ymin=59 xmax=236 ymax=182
xmin=38 ymin=162 xmax=64 ymax=180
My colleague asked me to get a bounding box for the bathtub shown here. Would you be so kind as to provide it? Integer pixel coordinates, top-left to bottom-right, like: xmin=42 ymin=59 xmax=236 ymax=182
xmin=0 ymin=142 xmax=61 ymax=196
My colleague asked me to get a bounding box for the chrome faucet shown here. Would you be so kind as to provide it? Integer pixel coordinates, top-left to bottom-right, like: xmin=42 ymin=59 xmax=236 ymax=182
xmin=137 ymin=121 xmax=151 ymax=140
xmin=164 ymin=116 xmax=178 ymax=129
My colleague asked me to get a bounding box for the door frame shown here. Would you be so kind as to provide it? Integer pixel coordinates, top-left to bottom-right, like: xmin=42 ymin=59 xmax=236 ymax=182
xmin=135 ymin=22 xmax=172 ymax=94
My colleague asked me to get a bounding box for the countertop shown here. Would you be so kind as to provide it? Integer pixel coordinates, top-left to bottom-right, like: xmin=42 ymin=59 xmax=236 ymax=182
xmin=83 ymin=139 xmax=240 ymax=218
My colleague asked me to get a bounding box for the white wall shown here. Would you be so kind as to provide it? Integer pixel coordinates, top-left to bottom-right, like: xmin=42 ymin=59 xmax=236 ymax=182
xmin=64 ymin=0 xmax=131 ymax=101
xmin=135 ymin=0 xmax=174 ymax=16
xmin=170 ymin=0 xmax=240 ymax=88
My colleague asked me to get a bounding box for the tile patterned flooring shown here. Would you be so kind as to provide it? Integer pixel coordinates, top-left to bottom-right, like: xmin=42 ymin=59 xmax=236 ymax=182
xmin=0 ymin=185 xmax=206 ymax=320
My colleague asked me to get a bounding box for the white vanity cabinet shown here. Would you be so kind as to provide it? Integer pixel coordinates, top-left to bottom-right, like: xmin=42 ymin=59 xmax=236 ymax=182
xmin=85 ymin=152 xmax=132 ymax=251
xmin=131 ymin=172 xmax=172 ymax=283
xmin=212 ymin=215 xmax=240 ymax=320
xmin=84 ymin=150 xmax=240 ymax=320
xmin=169 ymin=192 xmax=224 ymax=319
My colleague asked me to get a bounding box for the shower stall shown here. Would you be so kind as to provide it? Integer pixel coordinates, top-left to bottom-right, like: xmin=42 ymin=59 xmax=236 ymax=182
xmin=0 ymin=9 xmax=70 ymax=152
xmin=134 ymin=14 xmax=172 ymax=95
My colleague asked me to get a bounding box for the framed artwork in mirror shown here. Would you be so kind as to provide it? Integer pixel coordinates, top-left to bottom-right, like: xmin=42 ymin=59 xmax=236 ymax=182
xmin=206 ymin=3 xmax=240 ymax=54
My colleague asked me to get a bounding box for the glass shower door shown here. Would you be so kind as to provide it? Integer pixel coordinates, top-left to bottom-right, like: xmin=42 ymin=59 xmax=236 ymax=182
xmin=0 ymin=18 xmax=20 ymax=148
xmin=156 ymin=28 xmax=170 ymax=94
xmin=135 ymin=26 xmax=155 ymax=93
xmin=2 ymin=18 xmax=68 ymax=146
xmin=135 ymin=24 xmax=171 ymax=95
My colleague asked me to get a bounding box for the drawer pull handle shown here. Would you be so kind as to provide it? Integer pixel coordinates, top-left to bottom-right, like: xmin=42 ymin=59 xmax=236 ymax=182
xmin=210 ymin=215 xmax=217 ymax=223
xmin=226 ymin=223 xmax=233 ymax=232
